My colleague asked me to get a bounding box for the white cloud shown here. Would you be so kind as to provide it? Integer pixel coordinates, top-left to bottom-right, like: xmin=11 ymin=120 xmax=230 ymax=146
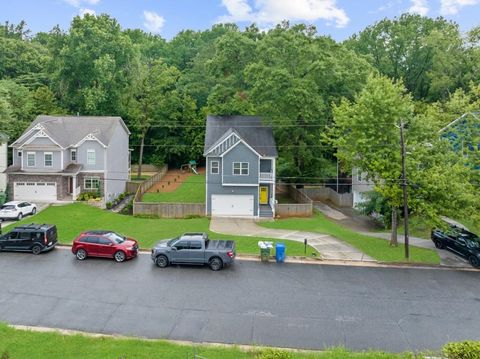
xmin=408 ymin=0 xmax=429 ymax=15
xmin=63 ymin=0 xmax=100 ymax=8
xmin=143 ymin=10 xmax=165 ymax=33
xmin=79 ymin=8 xmax=96 ymax=17
xmin=218 ymin=0 xmax=349 ymax=28
xmin=440 ymin=0 xmax=480 ymax=14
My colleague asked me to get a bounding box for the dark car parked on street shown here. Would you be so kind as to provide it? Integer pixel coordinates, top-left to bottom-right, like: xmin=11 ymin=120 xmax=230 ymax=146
xmin=0 ymin=223 xmax=57 ymax=254
xmin=72 ymin=230 xmax=138 ymax=262
xmin=151 ymin=232 xmax=236 ymax=271
xmin=431 ymin=225 xmax=480 ymax=268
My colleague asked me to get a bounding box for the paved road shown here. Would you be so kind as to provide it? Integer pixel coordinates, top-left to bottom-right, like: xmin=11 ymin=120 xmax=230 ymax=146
xmin=0 ymin=249 xmax=479 ymax=352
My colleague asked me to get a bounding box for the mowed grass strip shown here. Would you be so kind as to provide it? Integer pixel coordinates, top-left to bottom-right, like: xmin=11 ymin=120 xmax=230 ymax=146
xmin=142 ymin=173 xmax=206 ymax=203
xmin=12 ymin=203 xmax=318 ymax=256
xmin=260 ymin=213 xmax=440 ymax=264
xmin=0 ymin=323 xmax=417 ymax=359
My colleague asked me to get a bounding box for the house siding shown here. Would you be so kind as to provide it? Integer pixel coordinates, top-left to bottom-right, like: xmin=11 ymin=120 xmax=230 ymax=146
xmin=0 ymin=142 xmax=7 ymax=192
xmin=222 ymin=142 xmax=259 ymax=185
xmin=21 ymin=150 xmax=62 ymax=172
xmin=105 ymin=124 xmax=129 ymax=201
xmin=77 ymin=140 xmax=105 ymax=171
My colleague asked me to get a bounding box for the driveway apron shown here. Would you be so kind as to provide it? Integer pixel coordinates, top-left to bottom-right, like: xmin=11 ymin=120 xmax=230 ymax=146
xmin=210 ymin=217 xmax=374 ymax=262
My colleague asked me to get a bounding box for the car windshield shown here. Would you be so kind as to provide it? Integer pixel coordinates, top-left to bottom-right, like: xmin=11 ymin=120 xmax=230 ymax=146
xmin=104 ymin=232 xmax=125 ymax=244
xmin=167 ymin=237 xmax=179 ymax=246
xmin=0 ymin=205 xmax=15 ymax=210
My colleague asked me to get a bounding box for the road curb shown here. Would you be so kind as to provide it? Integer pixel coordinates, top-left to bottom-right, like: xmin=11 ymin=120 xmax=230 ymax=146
xmin=54 ymin=243 xmax=479 ymax=272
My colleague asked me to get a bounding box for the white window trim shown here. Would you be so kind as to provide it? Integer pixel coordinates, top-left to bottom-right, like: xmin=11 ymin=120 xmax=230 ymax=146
xmin=71 ymin=149 xmax=77 ymax=161
xmin=44 ymin=152 xmax=53 ymax=167
xmin=232 ymin=162 xmax=249 ymax=176
xmin=27 ymin=152 xmax=36 ymax=167
xmin=87 ymin=149 xmax=96 ymax=165
xmin=84 ymin=176 xmax=100 ymax=190
xmin=211 ymin=161 xmax=219 ymax=174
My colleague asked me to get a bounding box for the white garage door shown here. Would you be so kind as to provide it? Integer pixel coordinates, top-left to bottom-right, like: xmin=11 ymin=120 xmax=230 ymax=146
xmin=14 ymin=182 xmax=57 ymax=202
xmin=211 ymin=194 xmax=254 ymax=217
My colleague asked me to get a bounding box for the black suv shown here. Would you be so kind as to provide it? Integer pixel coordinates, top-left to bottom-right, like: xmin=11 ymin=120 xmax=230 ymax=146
xmin=0 ymin=223 xmax=58 ymax=254
xmin=431 ymin=225 xmax=480 ymax=268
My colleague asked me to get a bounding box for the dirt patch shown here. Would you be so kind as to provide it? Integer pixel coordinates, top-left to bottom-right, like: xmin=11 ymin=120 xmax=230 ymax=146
xmin=148 ymin=168 xmax=205 ymax=193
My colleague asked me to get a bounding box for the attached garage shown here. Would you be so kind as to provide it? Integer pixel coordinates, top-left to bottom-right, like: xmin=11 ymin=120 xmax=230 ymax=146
xmin=14 ymin=182 xmax=57 ymax=202
xmin=211 ymin=194 xmax=254 ymax=217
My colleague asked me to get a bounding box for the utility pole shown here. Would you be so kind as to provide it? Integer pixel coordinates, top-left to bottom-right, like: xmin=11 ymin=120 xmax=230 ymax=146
xmin=399 ymin=121 xmax=409 ymax=259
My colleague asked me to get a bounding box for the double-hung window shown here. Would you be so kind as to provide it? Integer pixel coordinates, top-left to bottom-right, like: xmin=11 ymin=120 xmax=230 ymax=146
xmin=44 ymin=152 xmax=53 ymax=167
xmin=84 ymin=176 xmax=100 ymax=190
xmin=27 ymin=152 xmax=36 ymax=167
xmin=233 ymin=162 xmax=249 ymax=175
xmin=71 ymin=149 xmax=77 ymax=161
xmin=87 ymin=149 xmax=96 ymax=165
xmin=211 ymin=161 xmax=219 ymax=174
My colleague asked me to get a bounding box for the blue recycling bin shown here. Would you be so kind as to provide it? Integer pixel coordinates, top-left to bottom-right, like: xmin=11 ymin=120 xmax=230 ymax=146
xmin=275 ymin=243 xmax=285 ymax=263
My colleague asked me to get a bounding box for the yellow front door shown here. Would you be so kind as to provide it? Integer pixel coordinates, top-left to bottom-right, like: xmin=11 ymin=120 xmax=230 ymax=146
xmin=259 ymin=186 xmax=268 ymax=204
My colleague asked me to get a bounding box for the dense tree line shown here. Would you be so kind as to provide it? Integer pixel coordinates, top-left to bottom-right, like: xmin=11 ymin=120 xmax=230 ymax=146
xmin=0 ymin=14 xmax=479 ymax=227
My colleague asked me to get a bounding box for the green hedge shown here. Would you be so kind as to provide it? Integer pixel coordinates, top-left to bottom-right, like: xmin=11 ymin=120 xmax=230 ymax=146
xmin=443 ymin=341 xmax=480 ymax=359
xmin=0 ymin=192 xmax=5 ymax=206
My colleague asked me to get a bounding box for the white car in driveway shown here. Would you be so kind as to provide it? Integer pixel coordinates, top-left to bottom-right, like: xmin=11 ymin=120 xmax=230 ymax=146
xmin=0 ymin=201 xmax=37 ymax=221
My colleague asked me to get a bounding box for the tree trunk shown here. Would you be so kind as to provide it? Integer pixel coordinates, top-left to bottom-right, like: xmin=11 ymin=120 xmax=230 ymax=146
xmin=137 ymin=133 xmax=145 ymax=179
xmin=390 ymin=207 xmax=398 ymax=247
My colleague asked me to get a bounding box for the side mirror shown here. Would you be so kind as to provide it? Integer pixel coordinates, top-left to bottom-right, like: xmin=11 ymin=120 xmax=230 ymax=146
xmin=171 ymin=246 xmax=177 ymax=251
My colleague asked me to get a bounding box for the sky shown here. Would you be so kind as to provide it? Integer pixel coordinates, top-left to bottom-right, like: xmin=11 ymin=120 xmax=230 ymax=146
xmin=0 ymin=0 xmax=479 ymax=41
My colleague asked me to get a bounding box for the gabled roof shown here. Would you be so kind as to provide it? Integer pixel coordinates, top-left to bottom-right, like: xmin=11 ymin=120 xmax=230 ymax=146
xmin=11 ymin=115 xmax=130 ymax=148
xmin=204 ymin=115 xmax=277 ymax=157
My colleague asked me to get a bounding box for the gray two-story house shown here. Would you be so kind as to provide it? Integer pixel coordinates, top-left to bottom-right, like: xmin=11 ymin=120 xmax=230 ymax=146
xmin=204 ymin=115 xmax=278 ymax=218
xmin=5 ymin=115 xmax=130 ymax=203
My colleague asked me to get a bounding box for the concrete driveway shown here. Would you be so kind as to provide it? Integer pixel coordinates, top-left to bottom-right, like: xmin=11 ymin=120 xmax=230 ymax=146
xmin=210 ymin=217 xmax=374 ymax=261
xmin=0 ymin=202 xmax=50 ymax=231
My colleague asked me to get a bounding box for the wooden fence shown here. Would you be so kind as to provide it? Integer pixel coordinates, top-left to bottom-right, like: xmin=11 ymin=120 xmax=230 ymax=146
xmin=133 ymin=202 xmax=205 ymax=218
xmin=132 ymin=164 xmax=207 ymax=218
xmin=275 ymin=184 xmax=313 ymax=217
xmin=125 ymin=181 xmax=141 ymax=194
xmin=301 ymin=187 xmax=353 ymax=207
xmin=133 ymin=165 xmax=168 ymax=204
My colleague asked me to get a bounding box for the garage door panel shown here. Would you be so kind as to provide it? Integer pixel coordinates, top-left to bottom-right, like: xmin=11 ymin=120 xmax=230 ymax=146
xmin=211 ymin=194 xmax=254 ymax=216
xmin=14 ymin=182 xmax=57 ymax=202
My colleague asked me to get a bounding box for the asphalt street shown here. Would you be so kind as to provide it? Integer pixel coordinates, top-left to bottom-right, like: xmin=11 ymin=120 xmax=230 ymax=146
xmin=0 ymin=248 xmax=479 ymax=352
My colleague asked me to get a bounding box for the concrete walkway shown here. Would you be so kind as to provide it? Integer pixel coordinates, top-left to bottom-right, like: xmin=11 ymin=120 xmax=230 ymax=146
xmin=210 ymin=218 xmax=374 ymax=262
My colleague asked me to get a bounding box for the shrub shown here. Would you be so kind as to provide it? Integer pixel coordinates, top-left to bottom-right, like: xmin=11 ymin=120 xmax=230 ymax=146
xmin=0 ymin=192 xmax=6 ymax=206
xmin=106 ymin=202 xmax=113 ymax=209
xmin=255 ymin=348 xmax=293 ymax=359
xmin=443 ymin=341 xmax=480 ymax=359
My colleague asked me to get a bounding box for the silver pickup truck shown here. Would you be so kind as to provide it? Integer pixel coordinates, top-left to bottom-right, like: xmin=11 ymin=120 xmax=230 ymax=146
xmin=151 ymin=232 xmax=236 ymax=271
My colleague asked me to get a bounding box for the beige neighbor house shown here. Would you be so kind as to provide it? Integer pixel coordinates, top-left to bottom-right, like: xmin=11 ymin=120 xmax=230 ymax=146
xmin=0 ymin=133 xmax=8 ymax=193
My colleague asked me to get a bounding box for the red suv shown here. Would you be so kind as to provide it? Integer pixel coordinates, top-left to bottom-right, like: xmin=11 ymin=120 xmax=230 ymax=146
xmin=72 ymin=230 xmax=139 ymax=262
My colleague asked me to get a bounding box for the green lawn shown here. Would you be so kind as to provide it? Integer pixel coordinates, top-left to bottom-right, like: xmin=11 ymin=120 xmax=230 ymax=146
xmin=0 ymin=323 xmax=418 ymax=359
xmin=142 ymin=173 xmax=206 ymax=203
xmin=260 ymin=213 xmax=440 ymax=264
xmin=10 ymin=203 xmax=318 ymax=256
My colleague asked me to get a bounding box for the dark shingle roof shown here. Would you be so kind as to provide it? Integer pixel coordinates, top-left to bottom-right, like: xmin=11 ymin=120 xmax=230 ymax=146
xmin=13 ymin=116 xmax=129 ymax=148
xmin=204 ymin=115 xmax=277 ymax=157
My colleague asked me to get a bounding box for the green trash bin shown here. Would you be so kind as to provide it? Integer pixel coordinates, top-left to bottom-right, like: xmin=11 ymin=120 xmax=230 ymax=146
xmin=258 ymin=241 xmax=273 ymax=262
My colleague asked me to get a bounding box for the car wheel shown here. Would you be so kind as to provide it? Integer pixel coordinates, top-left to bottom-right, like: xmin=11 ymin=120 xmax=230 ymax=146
xmin=32 ymin=245 xmax=42 ymax=255
xmin=209 ymin=257 xmax=223 ymax=271
xmin=76 ymin=249 xmax=87 ymax=260
xmin=114 ymin=251 xmax=126 ymax=263
xmin=469 ymin=256 xmax=480 ymax=268
xmin=433 ymin=240 xmax=444 ymax=249
xmin=155 ymin=255 xmax=169 ymax=268
xmin=31 ymin=207 xmax=37 ymax=215
xmin=17 ymin=212 xmax=23 ymax=221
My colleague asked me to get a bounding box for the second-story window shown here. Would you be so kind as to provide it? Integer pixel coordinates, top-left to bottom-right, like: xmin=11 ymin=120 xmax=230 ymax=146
xmin=44 ymin=152 xmax=53 ymax=167
xmin=71 ymin=149 xmax=77 ymax=161
xmin=211 ymin=161 xmax=219 ymax=174
xmin=87 ymin=149 xmax=96 ymax=165
xmin=233 ymin=162 xmax=249 ymax=175
xmin=27 ymin=152 xmax=35 ymax=167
